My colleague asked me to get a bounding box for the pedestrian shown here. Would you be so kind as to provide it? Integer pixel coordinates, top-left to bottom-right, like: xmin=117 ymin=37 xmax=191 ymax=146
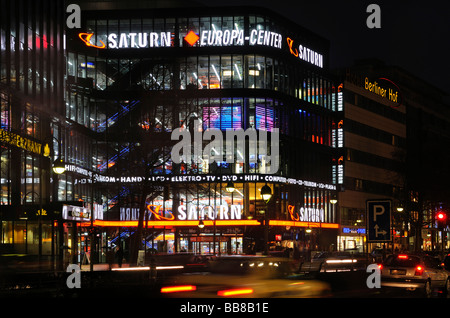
xmin=106 ymin=247 xmax=114 ymax=270
xmin=116 ymin=245 xmax=124 ymax=268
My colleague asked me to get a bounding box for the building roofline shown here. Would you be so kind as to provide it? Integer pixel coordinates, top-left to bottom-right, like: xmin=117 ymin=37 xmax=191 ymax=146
xmin=81 ymin=5 xmax=330 ymax=48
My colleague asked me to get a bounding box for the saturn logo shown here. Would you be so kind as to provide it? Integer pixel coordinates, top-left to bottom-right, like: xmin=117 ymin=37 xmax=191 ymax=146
xmin=78 ymin=32 xmax=106 ymax=49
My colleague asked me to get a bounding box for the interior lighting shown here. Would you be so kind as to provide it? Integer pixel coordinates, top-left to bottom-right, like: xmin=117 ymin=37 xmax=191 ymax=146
xmin=211 ymin=64 xmax=221 ymax=82
xmin=234 ymin=64 xmax=242 ymax=80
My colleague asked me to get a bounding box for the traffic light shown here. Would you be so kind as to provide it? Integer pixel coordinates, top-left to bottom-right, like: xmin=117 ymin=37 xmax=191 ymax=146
xmin=436 ymin=211 xmax=447 ymax=228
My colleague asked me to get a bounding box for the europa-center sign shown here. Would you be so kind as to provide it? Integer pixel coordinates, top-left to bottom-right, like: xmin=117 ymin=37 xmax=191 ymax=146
xmin=78 ymin=25 xmax=325 ymax=68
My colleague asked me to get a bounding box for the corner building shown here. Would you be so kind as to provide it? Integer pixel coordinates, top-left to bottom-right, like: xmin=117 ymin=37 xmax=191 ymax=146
xmin=64 ymin=5 xmax=343 ymax=260
xmin=0 ymin=0 xmax=66 ymax=261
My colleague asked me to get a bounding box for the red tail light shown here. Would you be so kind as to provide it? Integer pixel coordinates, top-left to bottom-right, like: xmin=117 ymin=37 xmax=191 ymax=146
xmin=398 ymin=255 xmax=408 ymax=259
xmin=414 ymin=265 xmax=424 ymax=276
xmin=217 ymin=288 xmax=254 ymax=297
xmin=161 ymin=285 xmax=196 ymax=293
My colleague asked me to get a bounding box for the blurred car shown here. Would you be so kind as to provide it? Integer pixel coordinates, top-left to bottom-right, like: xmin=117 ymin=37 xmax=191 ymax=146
xmin=380 ymin=254 xmax=450 ymax=297
xmin=299 ymin=251 xmax=369 ymax=273
xmin=370 ymin=248 xmax=392 ymax=263
xmin=160 ymin=255 xmax=331 ymax=298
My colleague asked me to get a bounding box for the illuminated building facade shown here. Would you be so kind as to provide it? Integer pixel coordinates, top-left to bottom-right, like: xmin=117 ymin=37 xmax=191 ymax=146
xmin=336 ymin=59 xmax=450 ymax=253
xmin=1 ymin=2 xmax=343 ymax=264
xmin=0 ymin=0 xmax=67 ymax=260
xmin=63 ymin=5 xmax=343 ymax=258
xmin=335 ymin=60 xmax=407 ymax=253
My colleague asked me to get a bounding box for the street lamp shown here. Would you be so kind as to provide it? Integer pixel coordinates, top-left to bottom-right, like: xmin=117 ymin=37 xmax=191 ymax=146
xmin=260 ymin=184 xmax=272 ymax=202
xmin=226 ymin=181 xmax=235 ymax=193
xmin=52 ymin=158 xmax=66 ymax=174
xmin=260 ymin=184 xmax=272 ymax=255
xmin=330 ymin=194 xmax=337 ymax=205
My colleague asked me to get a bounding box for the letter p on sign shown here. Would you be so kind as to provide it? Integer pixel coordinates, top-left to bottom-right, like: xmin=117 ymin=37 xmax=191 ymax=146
xmin=373 ymin=205 xmax=385 ymax=221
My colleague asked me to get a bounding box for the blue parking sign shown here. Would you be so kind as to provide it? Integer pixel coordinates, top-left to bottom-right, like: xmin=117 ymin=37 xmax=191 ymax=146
xmin=366 ymin=200 xmax=391 ymax=242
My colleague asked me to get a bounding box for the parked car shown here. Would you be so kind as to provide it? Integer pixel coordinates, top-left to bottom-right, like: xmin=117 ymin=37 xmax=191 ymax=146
xmin=380 ymin=253 xmax=450 ymax=297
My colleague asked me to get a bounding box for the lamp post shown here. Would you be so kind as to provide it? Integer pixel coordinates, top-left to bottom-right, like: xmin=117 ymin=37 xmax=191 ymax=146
xmin=260 ymin=184 xmax=272 ymax=255
xmin=52 ymin=158 xmax=65 ymax=270
xmin=330 ymin=194 xmax=337 ymax=252
xmin=52 ymin=158 xmax=66 ymax=175
xmin=226 ymin=181 xmax=235 ymax=254
xmin=226 ymin=181 xmax=235 ymax=193
xmin=197 ymin=218 xmax=205 ymax=255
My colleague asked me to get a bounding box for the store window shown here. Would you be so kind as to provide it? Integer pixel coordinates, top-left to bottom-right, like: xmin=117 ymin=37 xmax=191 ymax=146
xmin=1 ymin=221 xmax=13 ymax=244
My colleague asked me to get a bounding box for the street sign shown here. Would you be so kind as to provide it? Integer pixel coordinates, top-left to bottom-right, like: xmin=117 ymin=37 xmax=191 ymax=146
xmin=366 ymin=200 xmax=391 ymax=242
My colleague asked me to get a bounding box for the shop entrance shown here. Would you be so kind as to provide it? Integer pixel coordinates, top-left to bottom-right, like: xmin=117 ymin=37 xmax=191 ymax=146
xmin=190 ymin=235 xmax=242 ymax=255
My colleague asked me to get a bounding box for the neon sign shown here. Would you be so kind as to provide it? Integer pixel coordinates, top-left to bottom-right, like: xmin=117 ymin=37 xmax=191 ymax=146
xmin=342 ymin=227 xmax=366 ymax=234
xmin=288 ymin=205 xmax=325 ymax=223
xmin=286 ymin=37 xmax=298 ymax=57
xmin=0 ymin=128 xmax=50 ymax=157
xmin=108 ymin=32 xmax=172 ymax=49
xmin=364 ymin=77 xmax=402 ymax=107
xmin=79 ymin=27 xmax=324 ymax=68
xmin=178 ymin=204 xmax=242 ymax=221
xmin=184 ymin=28 xmax=282 ymax=49
xmin=62 ymin=204 xmax=103 ymax=221
xmin=73 ymin=171 xmax=336 ymax=191
xmin=288 ymin=205 xmax=299 ymax=221
xmin=78 ymin=32 xmax=106 ymax=49
xmin=286 ymin=37 xmax=323 ymax=68
xmin=148 ymin=204 xmax=174 ymax=221
xmin=119 ymin=204 xmax=243 ymax=221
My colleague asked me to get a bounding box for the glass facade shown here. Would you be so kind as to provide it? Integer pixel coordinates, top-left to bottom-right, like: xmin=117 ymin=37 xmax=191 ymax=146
xmin=1 ymin=4 xmax=342 ymax=263
xmin=60 ymin=7 xmax=342 ymax=257
xmin=0 ymin=0 xmax=66 ymax=262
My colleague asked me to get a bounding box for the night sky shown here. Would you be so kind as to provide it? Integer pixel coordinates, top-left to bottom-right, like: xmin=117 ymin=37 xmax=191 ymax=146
xmin=197 ymin=0 xmax=450 ymax=96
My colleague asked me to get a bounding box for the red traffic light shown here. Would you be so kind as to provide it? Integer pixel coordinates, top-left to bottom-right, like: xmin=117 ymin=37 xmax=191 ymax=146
xmin=437 ymin=212 xmax=446 ymax=220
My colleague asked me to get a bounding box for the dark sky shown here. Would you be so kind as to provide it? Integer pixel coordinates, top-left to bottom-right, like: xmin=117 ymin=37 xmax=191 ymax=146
xmin=196 ymin=0 xmax=450 ymax=95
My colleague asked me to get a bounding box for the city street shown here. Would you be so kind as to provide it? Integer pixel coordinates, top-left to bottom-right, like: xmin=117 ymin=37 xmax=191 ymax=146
xmin=1 ymin=261 xmax=448 ymax=300
xmin=1 ymin=0 xmax=449 ymax=308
